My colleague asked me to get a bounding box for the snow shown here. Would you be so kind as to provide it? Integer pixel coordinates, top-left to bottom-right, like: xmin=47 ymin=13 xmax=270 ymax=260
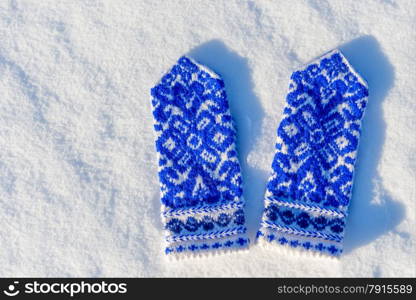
xmin=0 ymin=0 xmax=414 ymax=277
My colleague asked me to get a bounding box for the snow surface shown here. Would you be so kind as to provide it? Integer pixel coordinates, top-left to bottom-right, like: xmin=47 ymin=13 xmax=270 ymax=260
xmin=0 ymin=0 xmax=415 ymax=277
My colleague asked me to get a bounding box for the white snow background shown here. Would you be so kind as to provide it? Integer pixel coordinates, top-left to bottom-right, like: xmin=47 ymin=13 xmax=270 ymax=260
xmin=0 ymin=0 xmax=415 ymax=277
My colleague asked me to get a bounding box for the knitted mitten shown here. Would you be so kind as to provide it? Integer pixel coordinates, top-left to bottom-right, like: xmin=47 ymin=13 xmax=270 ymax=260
xmin=257 ymin=49 xmax=369 ymax=256
xmin=151 ymin=56 xmax=249 ymax=257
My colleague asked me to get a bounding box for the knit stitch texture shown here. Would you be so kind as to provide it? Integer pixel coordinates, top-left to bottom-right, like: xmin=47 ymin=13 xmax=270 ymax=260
xmin=150 ymin=56 xmax=249 ymax=256
xmin=257 ymin=49 xmax=369 ymax=256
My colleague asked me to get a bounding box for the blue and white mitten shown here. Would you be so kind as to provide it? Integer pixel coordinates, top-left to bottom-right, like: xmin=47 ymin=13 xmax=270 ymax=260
xmin=257 ymin=49 xmax=369 ymax=256
xmin=151 ymin=56 xmax=249 ymax=257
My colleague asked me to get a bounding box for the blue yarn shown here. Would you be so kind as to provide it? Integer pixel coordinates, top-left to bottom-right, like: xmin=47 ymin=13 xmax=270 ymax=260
xmin=151 ymin=56 xmax=249 ymax=256
xmin=258 ymin=49 xmax=369 ymax=256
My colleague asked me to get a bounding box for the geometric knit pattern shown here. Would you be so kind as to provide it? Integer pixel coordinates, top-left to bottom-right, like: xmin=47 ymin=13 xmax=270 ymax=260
xmin=151 ymin=56 xmax=249 ymax=256
xmin=257 ymin=49 xmax=369 ymax=256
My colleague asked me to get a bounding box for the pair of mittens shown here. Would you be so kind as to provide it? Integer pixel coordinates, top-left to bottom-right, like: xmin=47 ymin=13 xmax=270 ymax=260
xmin=150 ymin=50 xmax=368 ymax=257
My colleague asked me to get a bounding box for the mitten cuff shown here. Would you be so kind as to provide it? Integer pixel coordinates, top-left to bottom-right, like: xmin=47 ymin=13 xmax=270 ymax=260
xmin=257 ymin=195 xmax=346 ymax=256
xmin=163 ymin=199 xmax=249 ymax=257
